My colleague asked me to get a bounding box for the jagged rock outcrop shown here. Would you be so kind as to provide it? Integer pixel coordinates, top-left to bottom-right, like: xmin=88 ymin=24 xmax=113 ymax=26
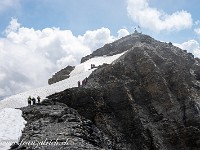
xmin=48 ymin=66 xmax=75 ymax=85
xmin=15 ymin=101 xmax=112 ymax=150
xmin=15 ymin=33 xmax=200 ymax=150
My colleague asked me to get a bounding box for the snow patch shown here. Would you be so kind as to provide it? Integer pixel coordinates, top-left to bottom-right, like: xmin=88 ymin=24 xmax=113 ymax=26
xmin=0 ymin=108 xmax=26 ymax=150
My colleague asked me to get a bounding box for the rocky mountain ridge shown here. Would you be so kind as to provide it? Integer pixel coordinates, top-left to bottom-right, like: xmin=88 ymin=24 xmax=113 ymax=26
xmin=48 ymin=66 xmax=75 ymax=85
xmin=13 ymin=33 xmax=200 ymax=150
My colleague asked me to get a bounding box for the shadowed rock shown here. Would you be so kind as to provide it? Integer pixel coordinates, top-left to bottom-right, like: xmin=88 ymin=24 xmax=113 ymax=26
xmin=48 ymin=66 xmax=75 ymax=85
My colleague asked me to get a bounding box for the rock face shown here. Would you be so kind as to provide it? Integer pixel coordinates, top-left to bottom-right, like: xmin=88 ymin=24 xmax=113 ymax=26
xmin=17 ymin=101 xmax=111 ymax=150
xmin=48 ymin=66 xmax=75 ymax=85
xmin=16 ymin=33 xmax=200 ymax=150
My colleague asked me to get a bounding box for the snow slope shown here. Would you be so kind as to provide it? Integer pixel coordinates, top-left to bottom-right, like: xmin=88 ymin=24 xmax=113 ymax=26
xmin=0 ymin=51 xmax=126 ymax=150
xmin=0 ymin=108 xmax=26 ymax=150
xmin=0 ymin=52 xmax=125 ymax=109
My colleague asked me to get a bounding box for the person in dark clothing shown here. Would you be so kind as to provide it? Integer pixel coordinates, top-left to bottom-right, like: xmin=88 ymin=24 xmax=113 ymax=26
xmin=82 ymin=79 xmax=85 ymax=86
xmin=78 ymin=81 xmax=81 ymax=87
xmin=32 ymin=97 xmax=36 ymax=105
xmin=37 ymin=96 xmax=41 ymax=103
xmin=28 ymin=96 xmax=31 ymax=105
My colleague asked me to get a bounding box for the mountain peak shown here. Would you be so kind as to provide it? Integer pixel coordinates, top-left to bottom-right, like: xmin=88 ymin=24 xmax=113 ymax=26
xmin=81 ymin=33 xmax=165 ymax=63
xmin=5 ymin=33 xmax=200 ymax=150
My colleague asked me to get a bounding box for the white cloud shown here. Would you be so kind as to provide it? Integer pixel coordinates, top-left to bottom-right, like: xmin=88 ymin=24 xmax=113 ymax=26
xmin=117 ymin=29 xmax=130 ymax=38
xmin=0 ymin=18 xmax=127 ymax=99
xmin=127 ymin=0 xmax=193 ymax=32
xmin=0 ymin=0 xmax=20 ymax=13
xmin=5 ymin=18 xmax=21 ymax=34
xmin=78 ymin=28 xmax=115 ymax=51
xmin=174 ymin=40 xmax=200 ymax=58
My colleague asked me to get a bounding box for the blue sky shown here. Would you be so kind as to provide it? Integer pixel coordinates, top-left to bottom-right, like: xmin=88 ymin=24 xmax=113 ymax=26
xmin=0 ymin=0 xmax=130 ymax=36
xmin=0 ymin=0 xmax=200 ymax=99
xmin=0 ymin=0 xmax=199 ymax=42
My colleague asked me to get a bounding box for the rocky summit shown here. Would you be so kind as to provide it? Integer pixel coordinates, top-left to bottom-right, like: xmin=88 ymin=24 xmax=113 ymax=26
xmin=13 ymin=33 xmax=200 ymax=150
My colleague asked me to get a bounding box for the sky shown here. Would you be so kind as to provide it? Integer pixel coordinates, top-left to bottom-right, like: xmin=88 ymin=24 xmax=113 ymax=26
xmin=0 ymin=0 xmax=200 ymax=99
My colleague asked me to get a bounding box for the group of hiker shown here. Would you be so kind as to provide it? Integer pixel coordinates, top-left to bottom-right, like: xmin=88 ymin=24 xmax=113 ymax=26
xmin=27 ymin=96 xmax=41 ymax=106
xmin=78 ymin=77 xmax=88 ymax=87
xmin=27 ymin=77 xmax=89 ymax=105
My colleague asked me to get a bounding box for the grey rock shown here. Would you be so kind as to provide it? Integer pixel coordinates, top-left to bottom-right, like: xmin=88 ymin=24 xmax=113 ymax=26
xmin=48 ymin=66 xmax=75 ymax=85
xmin=17 ymin=103 xmax=111 ymax=150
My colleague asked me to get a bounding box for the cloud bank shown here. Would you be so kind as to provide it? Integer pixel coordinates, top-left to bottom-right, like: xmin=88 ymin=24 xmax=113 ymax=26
xmin=127 ymin=0 xmax=193 ymax=32
xmin=0 ymin=18 xmax=129 ymax=99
